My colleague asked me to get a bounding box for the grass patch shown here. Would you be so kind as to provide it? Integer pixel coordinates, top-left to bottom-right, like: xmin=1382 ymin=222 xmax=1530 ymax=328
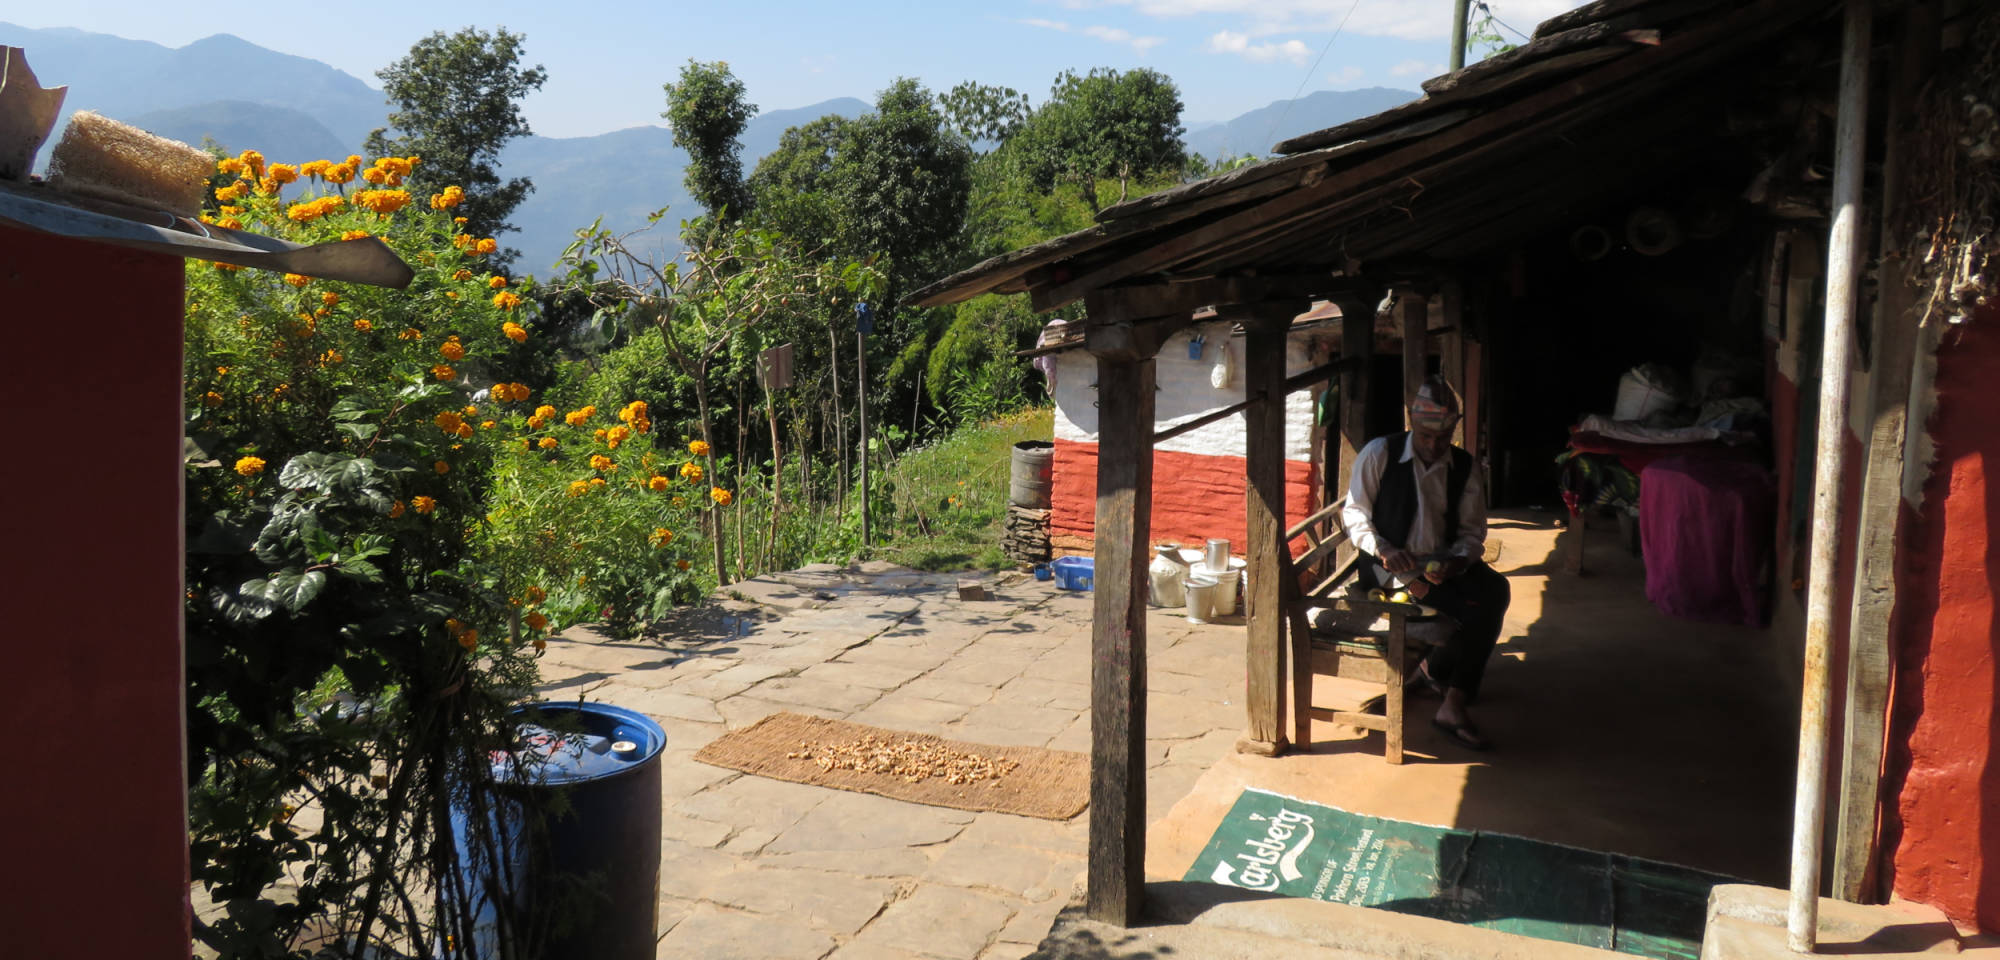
xmin=874 ymin=407 xmax=1053 ymax=572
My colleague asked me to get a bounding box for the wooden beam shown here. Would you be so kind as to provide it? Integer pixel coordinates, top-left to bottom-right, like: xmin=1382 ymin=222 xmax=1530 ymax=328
xmin=1086 ymin=349 xmax=1156 ymax=927
xmin=1834 ymin=0 xmax=1937 ymax=906
xmin=1440 ymin=282 xmax=1466 ymax=448
xmin=1240 ymin=308 xmax=1297 ymax=755
xmin=1334 ymin=294 xmax=1378 ymax=521
xmin=1058 ymin=272 xmax=1364 ymax=319
xmin=1399 ymin=290 xmax=1430 ymax=415
xmin=1151 ymin=358 xmax=1356 ymax=445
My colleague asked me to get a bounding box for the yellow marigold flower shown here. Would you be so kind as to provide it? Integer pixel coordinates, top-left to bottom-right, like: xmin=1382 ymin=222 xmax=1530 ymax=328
xmin=413 ymin=495 xmax=437 ymax=514
xmin=435 ymin=411 xmax=465 ymax=434
xmin=454 ymin=216 xmax=469 ymax=224
xmin=218 ymin=205 xmax=243 ymax=216
xmin=435 ymin=460 xmax=451 ymax=475
xmin=481 ymin=420 xmax=496 ymax=430
xmin=648 ymin=474 xmax=670 ymax=491
xmin=326 ymin=162 xmax=355 ymax=184
xmin=361 ymin=166 xmax=388 ymax=185
xmin=377 ymin=156 xmax=413 ymax=177
xmin=564 ymin=406 xmax=595 ymax=427
xmin=214 ymin=182 xmax=244 ymax=203
xmin=452 ymin=268 xmax=473 ymax=282
xmin=320 ymin=291 xmax=340 ymax=307
xmin=462 ymin=404 xmax=478 ymax=417
xmin=589 ymin=477 xmax=606 ymax=489
xmin=346 ymin=154 xmax=362 ymax=167
xmin=256 ymin=176 xmax=279 ymax=195
xmin=267 ymin=163 xmax=299 ymax=184
xmin=486 ymin=275 xmax=509 ymax=290
xmin=339 ymin=229 xmax=369 ymax=242
xmin=710 ymin=487 xmax=733 ymax=506
xmin=353 ymin=318 xmax=373 ymax=332
xmin=539 ymin=437 xmax=558 ymax=450
xmin=446 ymin=291 xmax=459 ymax=299
xmin=534 ymin=404 xmax=557 ymax=421
xmin=502 ymin=322 xmax=528 ymax=343
xmin=526 ymin=611 xmax=549 ymax=631
xmin=475 ymin=238 xmax=499 ymax=255
xmin=440 ymin=340 xmax=466 ymax=361
xmin=389 ymin=499 xmax=406 ymax=518
xmin=606 ymin=425 xmax=631 ymax=449
xmin=689 ymin=439 xmax=711 ymax=457
xmin=620 ymin=401 xmax=648 ymax=422
xmin=217 ymin=157 xmax=245 ymax=176
xmin=677 ymin=559 xmax=691 ymax=571
xmin=234 ymin=456 xmax=266 ymax=476
xmin=203 ymin=391 xmax=224 ymax=407
xmin=432 ymin=364 xmax=456 ymax=381
xmin=679 ymin=461 xmax=703 ymax=481
xmin=273 ymin=383 xmax=291 ymax=397
xmin=651 ymin=527 xmax=675 ymax=547
xmin=300 ymin=160 xmax=330 ymax=179
xmin=589 ymin=454 xmax=615 ymax=472
xmin=216 ymin=217 xmax=243 ymax=230
xmin=566 ymin=479 xmax=590 ymax=497
xmin=492 ymin=291 xmax=521 ymax=311
xmin=354 ymin=189 xmax=410 ymax=214
xmin=456 ymin=422 xmax=472 ymax=439
xmin=239 ymin=150 xmax=264 ymax=177
xmin=283 ymin=273 xmax=310 ymax=288
xmin=400 ymin=327 xmax=423 ymax=340
xmin=217 ymin=366 xmax=230 ymax=375
xmin=453 ymin=234 xmax=474 ymax=250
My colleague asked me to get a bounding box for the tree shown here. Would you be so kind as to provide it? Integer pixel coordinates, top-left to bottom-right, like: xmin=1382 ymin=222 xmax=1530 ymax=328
xmin=748 ymin=114 xmax=852 ymax=248
xmin=940 ymin=82 xmax=1030 ymax=145
xmin=664 ymin=60 xmax=757 ymax=221
xmin=367 ymin=27 xmax=547 ymax=253
xmin=1015 ymin=67 xmax=1186 ymax=211
xmin=832 ymin=78 xmax=972 ymax=296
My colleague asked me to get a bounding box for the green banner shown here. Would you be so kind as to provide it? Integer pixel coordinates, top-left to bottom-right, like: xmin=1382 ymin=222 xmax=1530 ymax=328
xmin=1183 ymin=789 xmax=1731 ymax=959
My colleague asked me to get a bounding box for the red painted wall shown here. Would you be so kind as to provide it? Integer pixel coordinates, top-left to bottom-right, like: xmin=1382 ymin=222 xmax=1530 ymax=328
xmin=1049 ymin=438 xmax=1315 ymax=554
xmin=1885 ymin=308 xmax=2000 ymax=932
xmin=0 ymin=227 xmax=191 ymax=957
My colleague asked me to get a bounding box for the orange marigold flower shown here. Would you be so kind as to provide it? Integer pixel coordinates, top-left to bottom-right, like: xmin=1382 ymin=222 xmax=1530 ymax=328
xmin=651 ymin=527 xmax=674 ymax=546
xmin=453 ymin=234 xmax=474 ymax=249
xmin=710 ymin=487 xmax=733 ymax=506
xmin=361 ymin=166 xmax=389 ymax=185
xmin=340 ymin=229 xmax=369 ymax=241
xmin=234 ymin=456 xmax=266 ymax=476
xmin=606 ymin=425 xmax=631 ymax=449
xmin=589 ymin=477 xmax=606 ymax=489
xmin=534 ymin=405 xmax=557 ymax=421
xmin=481 ymin=420 xmax=497 ymax=430
xmin=492 ymin=291 xmax=521 ymax=311
xmin=399 ymin=327 xmax=423 ymax=340
xmin=564 ymin=406 xmax=596 ymax=427
xmin=435 ymin=460 xmax=451 ymax=475
xmin=526 ymin=585 xmax=547 ymax=604
xmin=456 ymin=422 xmax=473 ymax=439
xmin=389 ymin=499 xmax=406 ymax=518
xmin=503 ymin=322 xmax=528 ymax=343
xmin=589 ymin=454 xmax=615 ymax=472
xmin=353 ymin=318 xmax=373 ymax=332
xmin=488 ymin=275 xmax=508 ymax=289
xmin=203 ymin=391 xmax=224 ymax=407
xmin=566 ymin=480 xmax=590 ymax=497
xmin=217 ymin=157 xmax=246 ymax=176
xmin=413 ymin=495 xmax=437 ymax=514
xmin=325 ymin=162 xmax=355 ymax=184
xmin=239 ymin=150 xmax=265 ymax=177
xmin=688 ymin=439 xmax=711 ymax=457
xmin=474 ymin=238 xmax=499 ymax=255
xmin=432 ymin=364 xmax=457 ymax=381
xmin=440 ymin=340 xmax=466 ymax=361
xmin=453 ymin=268 xmax=473 ymax=282
xmin=648 ymin=474 xmax=670 ymax=491
xmin=435 ymin=411 xmax=465 ymax=434
xmin=321 ymin=291 xmax=340 ymax=307
xmin=679 ymin=461 xmax=703 ymax=482
xmin=457 ymin=630 xmax=477 ymax=651
xmin=354 ymin=189 xmax=410 ymax=214
xmin=525 ymin=611 xmax=549 ymax=631
xmin=318 ymin=349 xmax=343 ymax=366
xmin=539 ymin=437 xmax=558 ymax=450
xmin=300 ymin=159 xmax=330 ymax=179
xmin=283 ymin=273 xmax=310 ymax=288
xmin=267 ymin=163 xmax=299 ymax=184
xmin=677 ymin=559 xmax=691 ymax=571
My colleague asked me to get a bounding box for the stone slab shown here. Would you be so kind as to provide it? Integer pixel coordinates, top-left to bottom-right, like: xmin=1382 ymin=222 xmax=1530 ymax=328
xmin=700 ymin=866 xmax=897 ymax=935
xmin=924 ymin=841 xmax=1073 ymax=901
xmin=675 ymin=772 xmax=828 ymax=835
xmin=654 ymin=903 xmax=835 ymax=960
xmin=766 ymin=789 xmax=974 ymax=854
xmin=849 ymin=884 xmax=1020 ymax=959
xmin=746 ymin=675 xmax=885 ymax=713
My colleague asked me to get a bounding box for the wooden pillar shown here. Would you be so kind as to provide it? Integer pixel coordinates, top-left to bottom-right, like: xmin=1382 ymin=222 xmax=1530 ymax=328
xmin=1464 ymin=339 xmax=1485 ymax=467
xmin=1834 ymin=0 xmax=1935 ymax=904
xmin=1440 ymin=282 xmax=1467 ymax=448
xmin=1331 ymin=293 xmax=1378 ymax=502
xmin=1399 ymin=288 xmax=1430 ymax=417
xmin=1238 ymin=305 xmax=1298 ymax=756
xmin=1084 ymin=310 xmax=1160 ymax=927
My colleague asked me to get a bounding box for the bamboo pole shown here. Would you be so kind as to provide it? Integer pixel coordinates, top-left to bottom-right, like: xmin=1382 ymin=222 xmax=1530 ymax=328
xmin=1791 ymin=0 xmax=1871 ymax=950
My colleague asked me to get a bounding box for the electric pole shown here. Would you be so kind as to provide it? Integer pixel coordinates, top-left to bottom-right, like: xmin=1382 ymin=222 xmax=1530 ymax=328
xmin=1451 ymin=0 xmax=1471 ymax=70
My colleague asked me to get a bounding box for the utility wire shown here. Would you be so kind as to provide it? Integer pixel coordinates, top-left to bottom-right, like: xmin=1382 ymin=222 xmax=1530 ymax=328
xmin=1476 ymin=1 xmax=1533 ymax=41
xmin=1261 ymin=0 xmax=1365 ymax=156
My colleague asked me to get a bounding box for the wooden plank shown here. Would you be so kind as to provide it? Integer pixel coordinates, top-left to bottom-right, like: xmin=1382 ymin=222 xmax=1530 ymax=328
xmin=1834 ymin=0 xmax=1937 ymax=905
xmin=1286 ymin=499 xmax=1347 ymax=541
xmin=1337 ymin=295 xmax=1376 ymax=518
xmin=1086 ymin=352 xmax=1156 ymax=927
xmin=1400 ymin=290 xmax=1429 ymax=414
xmin=1285 ymin=556 xmax=1315 ymax=749
xmin=1420 ymin=21 xmax=1635 ymax=96
xmin=1440 ymin=282 xmax=1466 ymax=448
xmin=1240 ymin=313 xmax=1293 ymax=754
xmin=1465 ymin=339 xmax=1485 ymax=473
xmin=1386 ymin=612 xmax=1407 ymax=764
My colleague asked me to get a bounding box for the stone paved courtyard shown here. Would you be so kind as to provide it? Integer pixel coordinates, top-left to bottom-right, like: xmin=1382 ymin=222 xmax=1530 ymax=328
xmin=533 ymin=561 xmax=1250 ymax=960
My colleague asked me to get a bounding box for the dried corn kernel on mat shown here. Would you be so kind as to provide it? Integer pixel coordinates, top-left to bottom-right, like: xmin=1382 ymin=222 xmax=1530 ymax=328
xmin=694 ymin=712 xmax=1088 ymax=820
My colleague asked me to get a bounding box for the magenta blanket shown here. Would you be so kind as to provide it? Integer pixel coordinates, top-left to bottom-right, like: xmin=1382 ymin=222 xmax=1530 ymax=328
xmin=1639 ymin=457 xmax=1775 ymax=627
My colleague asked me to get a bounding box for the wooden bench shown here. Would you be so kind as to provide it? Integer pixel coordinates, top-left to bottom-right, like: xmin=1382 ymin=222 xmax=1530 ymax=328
xmin=1279 ymin=499 xmax=1446 ymax=765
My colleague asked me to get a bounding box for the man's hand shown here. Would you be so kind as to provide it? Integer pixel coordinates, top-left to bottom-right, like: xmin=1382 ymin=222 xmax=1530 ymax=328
xmin=1380 ymin=546 xmax=1417 ymax=574
xmin=1406 ymin=578 xmax=1432 ymax=600
xmin=1423 ymin=556 xmax=1471 ymax=584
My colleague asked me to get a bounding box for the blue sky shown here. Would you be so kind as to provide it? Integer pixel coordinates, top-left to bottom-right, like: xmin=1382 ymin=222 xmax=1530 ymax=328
xmin=11 ymin=0 xmax=1585 ymax=139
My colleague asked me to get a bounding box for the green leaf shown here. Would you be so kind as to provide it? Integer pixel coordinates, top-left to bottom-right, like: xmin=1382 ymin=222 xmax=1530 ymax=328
xmin=335 ymin=422 xmax=379 ymax=441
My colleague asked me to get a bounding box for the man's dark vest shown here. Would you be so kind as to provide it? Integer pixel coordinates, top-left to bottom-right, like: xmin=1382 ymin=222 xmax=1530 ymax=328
xmin=1369 ymin=432 xmax=1473 ymax=556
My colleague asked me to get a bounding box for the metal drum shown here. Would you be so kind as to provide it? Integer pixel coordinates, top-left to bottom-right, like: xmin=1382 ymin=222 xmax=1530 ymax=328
xmin=1009 ymin=440 xmax=1055 ymax=508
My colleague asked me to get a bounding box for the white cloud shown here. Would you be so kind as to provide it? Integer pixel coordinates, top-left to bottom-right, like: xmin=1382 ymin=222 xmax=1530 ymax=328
xmin=1207 ymin=30 xmax=1312 ymax=64
xmin=1389 ymin=58 xmax=1444 ymax=77
xmin=1021 ymin=17 xmax=1072 ymax=31
xmin=1022 ymin=18 xmax=1166 ymax=52
xmin=1105 ymin=0 xmax=1585 ymax=43
xmin=1327 ymin=64 xmax=1365 ymax=85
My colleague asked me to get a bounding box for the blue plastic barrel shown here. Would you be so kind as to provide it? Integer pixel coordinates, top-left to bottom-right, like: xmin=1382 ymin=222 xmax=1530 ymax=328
xmin=450 ymin=702 xmax=665 ymax=960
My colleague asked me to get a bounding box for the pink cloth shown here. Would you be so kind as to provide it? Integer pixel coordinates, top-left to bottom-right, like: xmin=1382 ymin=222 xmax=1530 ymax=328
xmin=1639 ymin=456 xmax=1775 ymax=627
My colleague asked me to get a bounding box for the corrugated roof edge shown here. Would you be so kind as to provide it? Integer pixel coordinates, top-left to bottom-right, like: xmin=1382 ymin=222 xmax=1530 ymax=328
xmin=0 ymin=179 xmax=415 ymax=288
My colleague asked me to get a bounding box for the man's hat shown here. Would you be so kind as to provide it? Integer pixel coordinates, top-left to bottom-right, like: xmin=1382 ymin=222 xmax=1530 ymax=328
xmin=1409 ymin=376 xmax=1459 ymax=431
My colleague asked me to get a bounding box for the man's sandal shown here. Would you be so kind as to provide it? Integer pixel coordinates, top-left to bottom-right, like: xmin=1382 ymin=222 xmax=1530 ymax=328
xmin=1431 ymin=717 xmax=1491 ymax=751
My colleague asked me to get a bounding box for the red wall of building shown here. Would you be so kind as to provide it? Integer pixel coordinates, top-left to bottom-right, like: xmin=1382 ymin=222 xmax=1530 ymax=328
xmin=1884 ymin=308 xmax=2000 ymax=932
xmin=1049 ymin=438 xmax=1315 ymax=553
xmin=0 ymin=227 xmax=191 ymax=957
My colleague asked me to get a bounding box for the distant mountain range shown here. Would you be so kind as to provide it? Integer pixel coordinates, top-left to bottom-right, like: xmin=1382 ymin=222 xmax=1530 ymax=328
xmin=0 ymin=22 xmax=1417 ymax=276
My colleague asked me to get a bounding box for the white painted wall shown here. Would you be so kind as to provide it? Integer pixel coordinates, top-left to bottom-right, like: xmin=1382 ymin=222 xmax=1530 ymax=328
xmin=1047 ymin=319 xmax=1318 ymax=462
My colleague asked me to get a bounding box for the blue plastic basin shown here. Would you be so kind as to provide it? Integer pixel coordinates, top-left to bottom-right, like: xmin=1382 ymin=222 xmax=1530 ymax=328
xmin=1052 ymin=555 xmax=1094 ymax=591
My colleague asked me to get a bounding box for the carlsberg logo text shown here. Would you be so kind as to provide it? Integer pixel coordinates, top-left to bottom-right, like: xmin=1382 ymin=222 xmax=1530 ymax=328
xmin=1208 ymin=807 xmax=1316 ymax=892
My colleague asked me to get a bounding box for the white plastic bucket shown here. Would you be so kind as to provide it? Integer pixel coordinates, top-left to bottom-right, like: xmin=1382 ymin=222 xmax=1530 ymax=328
xmin=1192 ymin=563 xmax=1242 ymax=616
xmin=1184 ymin=576 xmax=1220 ymax=624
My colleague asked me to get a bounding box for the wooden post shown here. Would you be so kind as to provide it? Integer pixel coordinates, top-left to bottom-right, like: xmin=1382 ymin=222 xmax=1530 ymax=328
xmin=1834 ymin=0 xmax=1934 ymax=905
xmin=1332 ymin=294 xmax=1378 ymax=508
xmin=1239 ymin=306 xmax=1298 ymax=756
xmin=1399 ymin=289 xmax=1430 ymax=417
xmin=1464 ymin=339 xmax=1485 ymax=469
xmin=1085 ymin=318 xmax=1159 ymax=927
xmin=1440 ymin=282 xmax=1466 ymax=448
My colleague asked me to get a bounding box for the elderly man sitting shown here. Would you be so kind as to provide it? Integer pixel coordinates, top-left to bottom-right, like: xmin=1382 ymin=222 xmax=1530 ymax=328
xmin=1340 ymin=375 xmax=1511 ymax=751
